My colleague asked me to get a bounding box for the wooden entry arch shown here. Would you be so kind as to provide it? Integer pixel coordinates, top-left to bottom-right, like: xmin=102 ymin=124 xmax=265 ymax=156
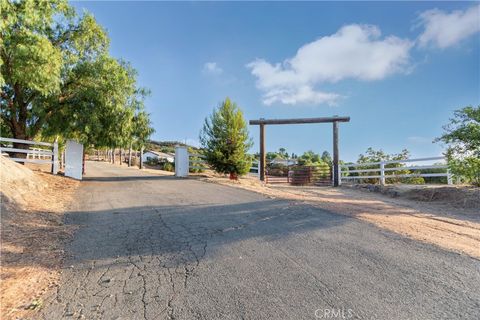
xmin=249 ymin=116 xmax=350 ymax=187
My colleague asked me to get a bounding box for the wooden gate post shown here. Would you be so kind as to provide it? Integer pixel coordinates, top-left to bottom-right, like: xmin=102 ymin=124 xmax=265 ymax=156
xmin=259 ymin=123 xmax=266 ymax=181
xmin=333 ymin=121 xmax=339 ymax=187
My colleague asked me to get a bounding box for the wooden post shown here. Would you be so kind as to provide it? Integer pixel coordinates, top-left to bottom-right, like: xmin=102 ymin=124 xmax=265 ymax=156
xmin=333 ymin=121 xmax=339 ymax=187
xmin=128 ymin=143 xmax=132 ymax=167
xmin=139 ymin=146 xmax=144 ymax=169
xmin=259 ymin=123 xmax=266 ymax=181
xmin=119 ymin=148 xmax=122 ymax=165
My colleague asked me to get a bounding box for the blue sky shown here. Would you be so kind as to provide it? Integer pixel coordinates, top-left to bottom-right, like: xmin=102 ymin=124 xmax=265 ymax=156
xmin=72 ymin=1 xmax=480 ymax=162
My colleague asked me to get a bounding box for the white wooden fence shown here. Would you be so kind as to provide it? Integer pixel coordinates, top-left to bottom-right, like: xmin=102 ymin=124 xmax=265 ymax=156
xmin=0 ymin=137 xmax=59 ymax=174
xmin=188 ymin=153 xmax=208 ymax=171
xmin=340 ymin=156 xmax=452 ymax=185
xmin=249 ymin=160 xmax=260 ymax=178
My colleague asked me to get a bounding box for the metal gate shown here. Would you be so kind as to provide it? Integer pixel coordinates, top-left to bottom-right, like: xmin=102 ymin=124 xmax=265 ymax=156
xmin=266 ymin=164 xmax=332 ymax=186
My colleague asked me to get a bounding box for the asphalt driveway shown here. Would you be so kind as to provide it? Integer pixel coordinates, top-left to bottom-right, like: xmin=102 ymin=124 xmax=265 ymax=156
xmin=40 ymin=161 xmax=480 ymax=319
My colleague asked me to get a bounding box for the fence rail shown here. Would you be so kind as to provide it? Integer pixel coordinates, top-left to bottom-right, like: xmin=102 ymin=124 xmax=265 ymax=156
xmin=188 ymin=153 xmax=208 ymax=171
xmin=187 ymin=153 xmax=260 ymax=177
xmin=340 ymin=156 xmax=451 ymax=185
xmin=0 ymin=137 xmax=59 ymax=174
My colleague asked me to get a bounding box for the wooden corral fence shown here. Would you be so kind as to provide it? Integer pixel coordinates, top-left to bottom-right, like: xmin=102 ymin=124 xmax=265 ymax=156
xmin=340 ymin=156 xmax=452 ymax=185
xmin=266 ymin=165 xmax=332 ymax=186
xmin=0 ymin=137 xmax=59 ymax=174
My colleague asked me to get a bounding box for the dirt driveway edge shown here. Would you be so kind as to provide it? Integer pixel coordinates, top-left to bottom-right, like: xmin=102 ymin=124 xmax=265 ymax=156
xmin=191 ymin=175 xmax=480 ymax=260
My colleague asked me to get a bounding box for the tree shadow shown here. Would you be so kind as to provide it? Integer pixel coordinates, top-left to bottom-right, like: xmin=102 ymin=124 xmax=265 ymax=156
xmin=58 ymin=199 xmax=348 ymax=268
xmin=84 ymin=175 xmax=181 ymax=182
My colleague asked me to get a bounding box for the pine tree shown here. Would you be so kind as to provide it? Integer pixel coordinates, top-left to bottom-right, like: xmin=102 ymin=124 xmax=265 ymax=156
xmin=200 ymin=98 xmax=253 ymax=179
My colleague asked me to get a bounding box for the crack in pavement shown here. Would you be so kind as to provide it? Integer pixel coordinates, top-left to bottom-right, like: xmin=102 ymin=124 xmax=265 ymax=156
xmin=38 ymin=162 xmax=480 ymax=320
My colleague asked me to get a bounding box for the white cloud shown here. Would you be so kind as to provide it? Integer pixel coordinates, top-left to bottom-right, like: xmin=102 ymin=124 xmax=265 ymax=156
xmin=417 ymin=5 xmax=480 ymax=49
xmin=203 ymin=62 xmax=223 ymax=75
xmin=247 ymin=24 xmax=413 ymax=106
xmin=262 ymin=85 xmax=341 ymax=106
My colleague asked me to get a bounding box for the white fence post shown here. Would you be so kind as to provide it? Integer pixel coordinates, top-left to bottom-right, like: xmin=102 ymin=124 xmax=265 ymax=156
xmin=380 ymin=161 xmax=385 ymax=185
xmin=447 ymin=169 xmax=453 ymax=185
xmin=175 ymin=146 xmax=189 ymax=177
xmin=338 ymin=165 xmax=342 ymax=186
xmin=52 ymin=140 xmax=59 ymax=174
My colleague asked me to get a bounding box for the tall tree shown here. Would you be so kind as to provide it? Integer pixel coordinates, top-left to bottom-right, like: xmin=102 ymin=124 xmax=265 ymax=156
xmin=436 ymin=106 xmax=480 ymax=186
xmin=131 ymin=110 xmax=155 ymax=150
xmin=1 ymin=0 xmax=154 ymax=162
xmin=199 ymin=98 xmax=252 ymax=180
xmin=1 ymin=1 xmax=108 ymax=143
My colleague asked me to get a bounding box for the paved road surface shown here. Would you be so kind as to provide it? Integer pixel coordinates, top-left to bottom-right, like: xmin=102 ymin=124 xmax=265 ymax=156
xmin=41 ymin=161 xmax=480 ymax=319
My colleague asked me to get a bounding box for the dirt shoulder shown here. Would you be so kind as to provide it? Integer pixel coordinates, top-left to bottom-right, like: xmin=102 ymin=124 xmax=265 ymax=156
xmin=1 ymin=158 xmax=79 ymax=320
xmin=190 ymin=173 xmax=480 ymax=259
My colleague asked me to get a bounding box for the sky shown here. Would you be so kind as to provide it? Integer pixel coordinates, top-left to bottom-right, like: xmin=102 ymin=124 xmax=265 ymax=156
xmin=72 ymin=1 xmax=480 ymax=162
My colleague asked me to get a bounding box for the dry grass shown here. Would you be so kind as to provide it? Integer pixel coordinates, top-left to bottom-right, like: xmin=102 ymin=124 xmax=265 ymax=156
xmin=192 ymin=172 xmax=480 ymax=259
xmin=1 ymin=158 xmax=79 ymax=320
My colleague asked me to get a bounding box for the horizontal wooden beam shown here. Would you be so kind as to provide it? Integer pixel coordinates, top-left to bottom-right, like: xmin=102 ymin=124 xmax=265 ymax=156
xmin=249 ymin=116 xmax=350 ymax=125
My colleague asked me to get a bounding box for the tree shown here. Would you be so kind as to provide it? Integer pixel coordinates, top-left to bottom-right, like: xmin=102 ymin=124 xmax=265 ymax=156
xmin=435 ymin=106 xmax=480 ymax=186
xmin=199 ymin=98 xmax=253 ymax=179
xmin=131 ymin=110 xmax=155 ymax=150
xmin=321 ymin=151 xmax=332 ymax=166
xmin=1 ymin=0 xmax=151 ymax=159
xmin=356 ymin=148 xmax=424 ymax=184
xmin=278 ymin=147 xmax=288 ymax=159
xmin=298 ymin=150 xmax=321 ymax=165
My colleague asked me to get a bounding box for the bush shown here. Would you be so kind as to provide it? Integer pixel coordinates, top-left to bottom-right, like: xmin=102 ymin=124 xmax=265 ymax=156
xmin=436 ymin=106 xmax=480 ymax=186
xmin=158 ymin=160 xmax=174 ymax=172
xmin=447 ymin=155 xmax=480 ymax=186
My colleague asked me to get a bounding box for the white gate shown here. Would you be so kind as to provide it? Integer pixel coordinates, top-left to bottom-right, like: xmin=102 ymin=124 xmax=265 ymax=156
xmin=65 ymin=140 xmax=84 ymax=180
xmin=175 ymin=146 xmax=189 ymax=177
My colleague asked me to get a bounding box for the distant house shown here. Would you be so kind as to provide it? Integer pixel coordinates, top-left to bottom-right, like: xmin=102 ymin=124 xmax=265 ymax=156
xmin=269 ymin=158 xmax=298 ymax=166
xmin=143 ymin=150 xmax=175 ymax=163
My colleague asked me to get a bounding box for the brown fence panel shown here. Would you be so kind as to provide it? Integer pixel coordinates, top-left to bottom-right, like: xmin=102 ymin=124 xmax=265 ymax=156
xmin=266 ymin=165 xmax=332 ymax=186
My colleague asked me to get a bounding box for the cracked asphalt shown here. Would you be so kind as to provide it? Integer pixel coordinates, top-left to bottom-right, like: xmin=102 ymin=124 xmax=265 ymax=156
xmin=40 ymin=161 xmax=480 ymax=319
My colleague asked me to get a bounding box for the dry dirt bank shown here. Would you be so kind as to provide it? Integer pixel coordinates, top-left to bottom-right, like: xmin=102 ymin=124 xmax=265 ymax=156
xmin=0 ymin=157 xmax=79 ymax=320
xmin=191 ymin=173 xmax=480 ymax=259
